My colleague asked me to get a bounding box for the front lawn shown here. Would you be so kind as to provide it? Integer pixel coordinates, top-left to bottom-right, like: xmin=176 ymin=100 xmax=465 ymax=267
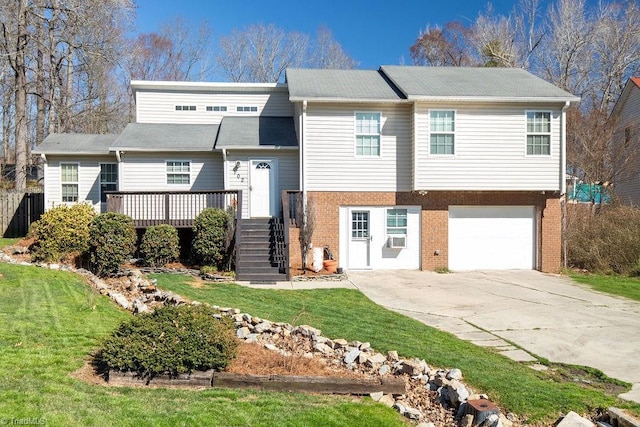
xmin=0 ymin=263 xmax=403 ymax=426
xmin=569 ymin=272 xmax=640 ymax=302
xmin=154 ymin=274 xmax=640 ymax=423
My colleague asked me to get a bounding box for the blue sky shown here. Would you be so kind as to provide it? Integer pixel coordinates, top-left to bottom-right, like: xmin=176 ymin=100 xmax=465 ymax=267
xmin=134 ymin=0 xmax=524 ymax=70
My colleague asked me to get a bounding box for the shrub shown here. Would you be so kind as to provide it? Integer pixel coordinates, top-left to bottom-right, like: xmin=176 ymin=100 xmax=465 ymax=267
xmin=88 ymin=212 xmax=137 ymax=276
xmin=30 ymin=203 xmax=96 ymax=262
xmin=140 ymin=224 xmax=180 ymax=267
xmin=566 ymin=204 xmax=640 ymax=274
xmin=99 ymin=305 xmax=238 ymax=379
xmin=192 ymin=208 xmax=232 ymax=268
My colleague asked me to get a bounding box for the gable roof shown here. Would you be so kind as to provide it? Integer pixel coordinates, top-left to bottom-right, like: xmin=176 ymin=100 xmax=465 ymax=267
xmin=111 ymin=123 xmax=219 ymax=151
xmin=611 ymin=77 xmax=640 ymax=117
xmin=215 ymin=117 xmax=297 ymax=149
xmin=286 ymin=69 xmax=405 ymax=102
xmin=379 ymin=66 xmax=580 ymax=102
xmin=34 ymin=133 xmax=118 ymax=155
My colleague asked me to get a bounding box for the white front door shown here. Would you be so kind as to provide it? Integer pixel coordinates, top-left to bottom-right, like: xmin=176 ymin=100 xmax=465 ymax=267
xmin=348 ymin=210 xmax=371 ymax=269
xmin=249 ymin=159 xmax=275 ymax=217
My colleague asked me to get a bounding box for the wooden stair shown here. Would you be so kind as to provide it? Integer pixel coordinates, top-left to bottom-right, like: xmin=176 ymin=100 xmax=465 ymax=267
xmin=236 ymin=218 xmax=288 ymax=283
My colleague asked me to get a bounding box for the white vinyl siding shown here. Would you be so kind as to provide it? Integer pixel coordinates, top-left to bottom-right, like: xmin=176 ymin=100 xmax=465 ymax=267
xmin=304 ymin=103 xmax=412 ymax=192
xmin=355 ymin=112 xmax=381 ymax=156
xmin=136 ymin=91 xmax=293 ymax=124
xmin=224 ymin=150 xmax=299 ymax=219
xmin=526 ymin=111 xmax=551 ymax=155
xmin=429 ymin=110 xmax=455 ymax=155
xmin=119 ymin=152 xmax=224 ymax=192
xmin=613 ymin=85 xmax=640 ymax=205
xmin=44 ymin=155 xmax=117 ymax=212
xmin=166 ymin=160 xmax=191 ymax=185
xmin=60 ymin=163 xmax=79 ymax=202
xmin=415 ymin=103 xmax=563 ymax=191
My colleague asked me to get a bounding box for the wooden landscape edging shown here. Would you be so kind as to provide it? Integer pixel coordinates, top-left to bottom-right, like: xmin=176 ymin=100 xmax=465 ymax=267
xmin=108 ymin=370 xmax=406 ymax=395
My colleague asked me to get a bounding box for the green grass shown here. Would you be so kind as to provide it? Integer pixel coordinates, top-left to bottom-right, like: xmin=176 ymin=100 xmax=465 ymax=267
xmin=0 ymin=263 xmax=404 ymax=426
xmin=0 ymin=238 xmax=20 ymax=248
xmin=569 ymin=272 xmax=640 ymax=302
xmin=154 ymin=274 xmax=640 ymax=423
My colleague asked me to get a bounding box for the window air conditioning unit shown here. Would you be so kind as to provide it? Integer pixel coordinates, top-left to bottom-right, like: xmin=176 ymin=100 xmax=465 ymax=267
xmin=387 ymin=235 xmax=407 ymax=249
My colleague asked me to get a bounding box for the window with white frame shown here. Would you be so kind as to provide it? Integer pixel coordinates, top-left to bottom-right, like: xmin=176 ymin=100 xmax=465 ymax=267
xmin=355 ymin=112 xmax=381 ymax=156
xmin=526 ymin=111 xmax=551 ymax=155
xmin=236 ymin=106 xmax=258 ymax=112
xmin=100 ymin=164 xmax=118 ymax=203
xmin=166 ymin=161 xmax=190 ymax=185
xmin=206 ymin=105 xmax=227 ymax=112
xmin=430 ymin=110 xmax=455 ymax=155
xmin=61 ymin=163 xmax=78 ymax=203
xmin=175 ymin=105 xmax=196 ymax=111
xmin=386 ymin=209 xmax=407 ymax=235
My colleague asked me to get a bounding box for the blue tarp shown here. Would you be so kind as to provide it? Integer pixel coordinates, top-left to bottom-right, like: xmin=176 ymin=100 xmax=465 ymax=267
xmin=567 ymin=183 xmax=611 ymax=204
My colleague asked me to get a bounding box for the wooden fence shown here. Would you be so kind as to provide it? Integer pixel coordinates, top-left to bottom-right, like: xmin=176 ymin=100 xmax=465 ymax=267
xmin=0 ymin=192 xmax=44 ymax=238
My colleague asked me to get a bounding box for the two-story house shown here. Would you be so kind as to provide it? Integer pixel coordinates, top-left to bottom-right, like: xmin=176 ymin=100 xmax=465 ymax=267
xmin=611 ymin=77 xmax=640 ymax=205
xmin=34 ymin=66 xmax=579 ymax=279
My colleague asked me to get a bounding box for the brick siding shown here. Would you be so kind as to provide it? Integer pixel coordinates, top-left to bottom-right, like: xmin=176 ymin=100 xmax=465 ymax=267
xmin=291 ymin=191 xmax=562 ymax=274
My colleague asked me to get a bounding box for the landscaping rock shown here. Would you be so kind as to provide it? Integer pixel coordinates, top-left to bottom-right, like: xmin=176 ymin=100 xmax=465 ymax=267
xmin=312 ymin=342 xmax=334 ymax=355
xmin=447 ymin=368 xmax=463 ymax=380
xmin=379 ymin=394 xmax=395 ymax=407
xmin=387 ymin=350 xmax=399 ymax=361
xmin=253 ymin=321 xmax=272 ymax=333
xmin=343 ymin=347 xmax=360 ymax=365
xmin=370 ymin=391 xmax=384 ymax=402
xmin=378 ymin=365 xmax=390 ymax=376
xmin=110 ymin=292 xmax=130 ymax=310
xmin=557 ymin=412 xmax=596 ymax=427
xmin=366 ymin=353 xmax=387 ymax=367
xmin=403 ymin=405 xmax=422 ymax=420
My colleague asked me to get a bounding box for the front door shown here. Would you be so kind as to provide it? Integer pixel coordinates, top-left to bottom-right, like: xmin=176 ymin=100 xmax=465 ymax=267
xmin=348 ymin=210 xmax=371 ymax=269
xmin=249 ymin=159 xmax=275 ymax=217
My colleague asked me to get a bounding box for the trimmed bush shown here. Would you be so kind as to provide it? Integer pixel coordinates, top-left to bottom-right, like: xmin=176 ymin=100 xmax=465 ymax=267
xmin=140 ymin=224 xmax=180 ymax=267
xmin=89 ymin=212 xmax=137 ymax=277
xmin=30 ymin=203 xmax=96 ymax=262
xmin=192 ymin=208 xmax=232 ymax=268
xmin=99 ymin=305 xmax=238 ymax=379
xmin=566 ymin=204 xmax=640 ymax=274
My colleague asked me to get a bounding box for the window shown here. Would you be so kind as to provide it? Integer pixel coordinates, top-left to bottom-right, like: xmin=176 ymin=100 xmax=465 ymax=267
xmin=175 ymin=105 xmax=196 ymax=111
xmin=355 ymin=112 xmax=381 ymax=156
xmin=351 ymin=211 xmax=369 ymax=239
xmin=430 ymin=110 xmax=455 ymax=155
xmin=526 ymin=111 xmax=551 ymax=155
xmin=100 ymin=164 xmax=118 ymax=203
xmin=386 ymin=209 xmax=407 ymax=235
xmin=236 ymin=106 xmax=258 ymax=112
xmin=61 ymin=163 xmax=78 ymax=203
xmin=206 ymin=105 xmax=227 ymax=112
xmin=166 ymin=161 xmax=190 ymax=185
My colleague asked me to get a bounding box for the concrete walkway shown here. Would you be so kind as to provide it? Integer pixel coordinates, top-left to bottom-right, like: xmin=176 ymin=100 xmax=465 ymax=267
xmin=241 ymin=270 xmax=640 ymax=403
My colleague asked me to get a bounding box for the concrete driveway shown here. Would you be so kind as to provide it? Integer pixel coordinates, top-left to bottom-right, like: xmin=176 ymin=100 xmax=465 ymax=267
xmin=347 ymin=270 xmax=640 ymax=403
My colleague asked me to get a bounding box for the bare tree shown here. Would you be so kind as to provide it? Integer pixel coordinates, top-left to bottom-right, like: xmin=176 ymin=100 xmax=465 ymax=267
xmin=126 ymin=17 xmax=214 ymax=81
xmin=218 ymin=23 xmax=309 ymax=83
xmin=410 ymin=21 xmax=475 ymax=66
xmin=0 ymin=0 xmax=29 ymax=190
xmin=296 ymin=195 xmax=316 ymax=274
xmin=311 ymin=26 xmax=357 ymax=69
xmin=217 ymin=24 xmax=357 ymax=83
xmin=469 ymin=1 xmax=543 ymax=68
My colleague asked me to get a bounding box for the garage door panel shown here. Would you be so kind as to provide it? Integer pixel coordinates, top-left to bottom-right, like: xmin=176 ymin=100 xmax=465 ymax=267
xmin=449 ymin=206 xmax=535 ymax=270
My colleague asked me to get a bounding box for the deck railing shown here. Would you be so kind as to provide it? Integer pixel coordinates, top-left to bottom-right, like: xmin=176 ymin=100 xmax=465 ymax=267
xmin=106 ymin=190 xmax=241 ymax=228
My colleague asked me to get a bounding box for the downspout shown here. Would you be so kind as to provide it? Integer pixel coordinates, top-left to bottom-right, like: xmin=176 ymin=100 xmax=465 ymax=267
xmin=300 ymin=100 xmax=307 ymax=193
xmin=561 ymin=101 xmax=570 ymax=270
xmin=561 ymin=101 xmax=570 ymax=195
xmin=222 ymin=148 xmax=228 ymax=189
xmin=115 ymin=150 xmax=123 ymax=191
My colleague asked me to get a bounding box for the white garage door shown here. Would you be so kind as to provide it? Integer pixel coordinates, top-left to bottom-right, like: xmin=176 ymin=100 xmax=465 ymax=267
xmin=448 ymin=206 xmax=536 ymax=270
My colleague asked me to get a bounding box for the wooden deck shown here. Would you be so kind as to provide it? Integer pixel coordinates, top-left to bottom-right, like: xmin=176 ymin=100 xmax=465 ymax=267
xmin=105 ymin=190 xmax=241 ymax=228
